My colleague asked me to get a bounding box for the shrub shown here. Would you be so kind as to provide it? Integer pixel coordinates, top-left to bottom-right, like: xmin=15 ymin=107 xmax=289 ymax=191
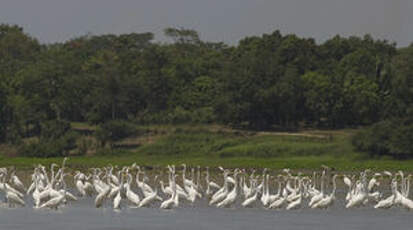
xmin=95 ymin=120 xmax=138 ymax=147
xmin=135 ymin=107 xmax=217 ymax=125
xmin=18 ymin=119 xmax=79 ymax=157
xmin=388 ymin=124 xmax=413 ymax=158
xmin=40 ymin=120 xmax=71 ymax=139
xmin=352 ymin=119 xmax=413 ymax=158
xmin=19 ymin=131 xmax=79 ymax=157
xmin=192 ymin=107 xmax=216 ymax=123
xmin=75 ymin=136 xmax=96 ymax=156
xmin=169 ymin=106 xmax=192 ymax=124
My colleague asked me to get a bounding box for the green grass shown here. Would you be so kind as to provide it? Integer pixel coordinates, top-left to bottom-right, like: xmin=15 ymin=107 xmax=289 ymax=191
xmin=1 ymin=154 xmax=413 ymax=171
xmin=138 ymin=128 xmax=354 ymax=158
xmin=71 ymin=122 xmax=96 ymax=130
xmin=1 ymin=124 xmax=413 ymax=171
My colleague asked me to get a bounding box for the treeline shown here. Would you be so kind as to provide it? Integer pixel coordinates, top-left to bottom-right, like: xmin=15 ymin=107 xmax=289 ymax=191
xmin=0 ymin=24 xmax=412 ymax=157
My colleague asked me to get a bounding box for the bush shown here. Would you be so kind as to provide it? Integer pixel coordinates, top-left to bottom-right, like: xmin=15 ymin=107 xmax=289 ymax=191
xmin=192 ymin=107 xmax=216 ymax=123
xmin=388 ymin=124 xmax=413 ymax=157
xmin=352 ymin=119 xmax=413 ymax=158
xmin=19 ymin=131 xmax=79 ymax=157
xmin=169 ymin=106 xmax=192 ymax=124
xmin=135 ymin=110 xmax=170 ymax=124
xmin=135 ymin=106 xmax=217 ymax=125
xmin=40 ymin=120 xmax=71 ymax=139
xmin=75 ymin=136 xmax=96 ymax=156
xmin=95 ymin=120 xmax=138 ymax=147
xmin=18 ymin=119 xmax=78 ymax=157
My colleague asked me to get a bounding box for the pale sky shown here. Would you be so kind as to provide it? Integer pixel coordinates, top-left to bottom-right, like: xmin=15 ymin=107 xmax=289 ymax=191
xmin=0 ymin=0 xmax=412 ymax=46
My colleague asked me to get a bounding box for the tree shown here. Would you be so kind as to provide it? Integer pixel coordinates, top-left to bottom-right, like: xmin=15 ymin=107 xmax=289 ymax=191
xmin=387 ymin=44 xmax=413 ymax=118
xmin=0 ymin=24 xmax=41 ymax=142
xmin=82 ymin=49 xmax=125 ymax=122
xmin=164 ymin=27 xmax=200 ymax=45
xmin=343 ymin=72 xmax=380 ymax=125
xmin=301 ymin=72 xmax=344 ymax=127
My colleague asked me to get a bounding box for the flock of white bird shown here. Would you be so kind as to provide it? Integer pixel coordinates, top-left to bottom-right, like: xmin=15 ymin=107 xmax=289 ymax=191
xmin=0 ymin=158 xmax=412 ymax=211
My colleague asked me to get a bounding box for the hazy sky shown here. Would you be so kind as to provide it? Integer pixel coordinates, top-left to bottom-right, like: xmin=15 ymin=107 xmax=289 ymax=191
xmin=1 ymin=0 xmax=412 ymax=46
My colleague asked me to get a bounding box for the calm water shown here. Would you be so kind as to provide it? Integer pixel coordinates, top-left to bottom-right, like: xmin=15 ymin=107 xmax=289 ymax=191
xmin=2 ymin=172 xmax=411 ymax=230
xmin=0 ymin=197 xmax=412 ymax=230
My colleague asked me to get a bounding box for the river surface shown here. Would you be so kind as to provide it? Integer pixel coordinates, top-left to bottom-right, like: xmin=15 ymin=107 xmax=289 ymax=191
xmin=1 ymin=171 xmax=412 ymax=230
xmin=0 ymin=197 xmax=412 ymax=230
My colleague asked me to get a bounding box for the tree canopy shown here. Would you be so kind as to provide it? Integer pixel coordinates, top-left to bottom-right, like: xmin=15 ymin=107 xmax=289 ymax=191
xmin=0 ymin=24 xmax=411 ymax=148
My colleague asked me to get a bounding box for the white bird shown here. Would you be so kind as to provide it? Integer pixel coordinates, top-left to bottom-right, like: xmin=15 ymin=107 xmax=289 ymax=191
xmin=346 ymin=171 xmax=369 ymax=208
xmin=242 ymin=179 xmax=258 ymax=208
xmin=95 ymin=186 xmax=110 ymax=208
xmin=75 ymin=178 xmax=87 ymax=197
xmin=113 ymin=190 xmax=122 ymax=209
xmin=241 ymin=174 xmax=253 ymax=199
xmin=209 ymin=171 xmax=230 ymax=205
xmin=125 ymin=174 xmax=140 ymax=206
xmin=217 ymin=169 xmax=240 ymax=208
xmin=286 ymin=194 xmax=302 ymax=210
xmin=160 ymin=175 xmax=178 ymax=209
xmin=113 ymin=173 xmax=126 ymax=209
xmin=309 ymin=170 xmax=326 ymax=207
xmin=311 ymin=174 xmax=338 ymax=209
xmin=10 ymin=171 xmax=25 ymax=192
xmin=286 ymin=179 xmax=303 ymax=210
xmin=5 ymin=189 xmax=25 ymax=207
xmin=136 ymin=170 xmax=162 ymax=201
xmin=269 ymin=186 xmax=288 ymax=209
xmin=139 ymin=176 xmax=159 ymax=207
xmin=393 ymin=176 xmax=413 ymax=210
xmin=205 ymin=167 xmax=219 ymax=196
xmin=260 ymin=174 xmax=269 ymax=206
xmin=39 ymin=173 xmax=69 ymax=210
xmin=375 ymin=179 xmax=397 ymax=209
xmin=368 ymin=173 xmax=382 ymax=192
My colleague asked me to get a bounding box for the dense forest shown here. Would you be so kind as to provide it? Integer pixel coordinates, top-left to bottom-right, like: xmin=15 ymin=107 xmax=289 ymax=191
xmin=0 ymin=24 xmax=412 ymax=158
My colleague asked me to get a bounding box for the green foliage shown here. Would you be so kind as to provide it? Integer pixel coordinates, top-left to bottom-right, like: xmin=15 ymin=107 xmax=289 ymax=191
xmin=4 ymin=126 xmax=413 ymax=171
xmin=164 ymin=27 xmax=200 ymax=44
xmin=18 ymin=119 xmax=77 ymax=157
xmin=138 ymin=128 xmax=347 ymax=160
xmin=75 ymin=136 xmax=96 ymax=156
xmin=386 ymin=44 xmax=413 ymax=118
xmin=95 ymin=120 xmax=138 ymax=147
xmin=0 ymin=23 xmax=412 ymax=159
xmin=353 ymin=119 xmax=413 ymax=158
xmin=136 ymin=106 xmax=216 ymax=125
xmin=19 ymin=131 xmax=78 ymax=158
xmin=40 ymin=120 xmax=71 ymax=139
xmin=388 ymin=124 xmax=413 ymax=156
xmin=352 ymin=120 xmax=394 ymax=156
xmin=301 ymin=72 xmax=342 ymax=126
xmin=191 ymin=107 xmax=216 ymax=123
xmin=343 ymin=73 xmax=380 ymax=124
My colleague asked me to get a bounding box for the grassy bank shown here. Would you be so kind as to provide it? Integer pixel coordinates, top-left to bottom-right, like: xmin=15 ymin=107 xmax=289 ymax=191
xmin=1 ymin=124 xmax=412 ymax=170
